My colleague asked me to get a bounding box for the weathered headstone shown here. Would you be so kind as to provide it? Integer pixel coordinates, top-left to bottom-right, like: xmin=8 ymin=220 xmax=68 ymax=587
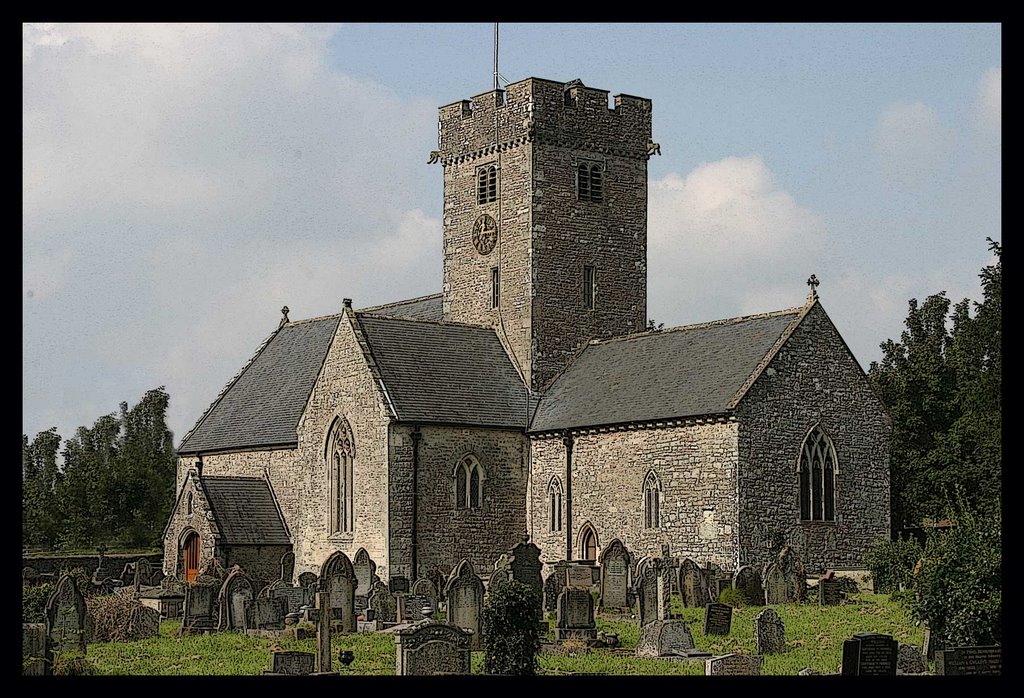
xmin=319 ymin=551 xmax=356 ymax=633
xmin=217 ymin=566 xmax=255 ymax=631
xmin=313 ymin=592 xmax=337 ymax=675
xmin=297 ymin=572 xmax=318 ymax=589
xmin=818 ymin=578 xmax=842 ymax=606
xmin=263 ymin=650 xmax=315 ymax=676
xmin=135 ymin=558 xmax=154 ymax=587
xmin=543 ymin=563 xmax=568 ymax=613
xmin=636 ymin=562 xmax=659 ymax=627
xmin=249 ymin=595 xmax=288 ymax=631
xmin=394 ymin=619 xmax=472 ymax=676
xmin=705 ymin=653 xmax=764 ymax=675
xmin=444 ymin=559 xmax=485 ymax=651
xmin=636 ymin=620 xmax=705 ymax=658
xmin=733 ymin=565 xmax=764 ymax=606
xmin=368 ymin=580 xmax=397 ymax=623
xmin=754 ymin=608 xmax=786 ymax=654
xmin=763 ymin=564 xmax=787 ymax=605
xmin=352 ymin=547 xmax=377 ymax=600
xmin=23 ymin=623 xmax=51 ymax=676
xmin=679 ymin=558 xmax=709 ymax=608
xmin=555 ymin=587 xmax=596 ymax=642
xmin=411 ymin=578 xmax=438 ymax=615
xmin=182 ymin=581 xmax=217 ymax=633
xmin=778 ymin=546 xmax=807 ymax=602
xmin=509 ymin=535 xmax=544 ymax=622
xmin=488 ymin=566 xmax=511 ymax=592
xmin=841 ymin=633 xmax=898 ymax=676
xmin=703 ymin=602 xmax=733 ymax=636
xmin=896 ymin=644 xmax=927 ymax=674
xmin=270 ymin=584 xmax=310 ymax=615
xmin=280 ymin=551 xmax=295 ymax=585
xmin=45 ymin=574 xmax=87 ymax=656
xmin=492 ymin=553 xmax=513 ymax=580
xmin=565 ymin=564 xmax=592 ymax=590
xmin=598 ymin=538 xmax=631 ymax=611
xmin=388 ymin=576 xmax=410 ymax=594
xmin=935 ymin=645 xmax=1001 ymax=676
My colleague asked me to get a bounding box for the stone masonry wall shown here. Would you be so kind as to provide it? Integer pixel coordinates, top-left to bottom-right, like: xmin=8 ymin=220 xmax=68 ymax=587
xmin=223 ymin=545 xmax=292 ymax=588
xmin=390 ymin=424 xmax=529 ymax=579
xmin=163 ymin=468 xmax=222 ymax=577
xmin=528 ymin=422 xmax=739 ymax=570
xmin=735 ymin=302 xmax=891 ymax=573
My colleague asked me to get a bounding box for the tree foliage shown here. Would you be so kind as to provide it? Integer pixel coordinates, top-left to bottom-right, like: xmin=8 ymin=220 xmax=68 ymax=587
xmin=482 ymin=580 xmax=541 ymax=675
xmin=869 ymin=239 xmax=1001 ymax=533
xmin=22 ymin=387 xmax=177 ymax=550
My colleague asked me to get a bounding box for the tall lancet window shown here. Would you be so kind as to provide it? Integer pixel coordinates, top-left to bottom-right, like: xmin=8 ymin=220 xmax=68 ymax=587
xmin=547 ymin=477 xmax=563 ymax=532
xmin=799 ymin=425 xmax=837 ymax=522
xmin=454 ymin=454 xmax=484 ymax=509
xmin=643 ymin=471 xmax=661 ymax=529
xmin=327 ymin=417 xmax=355 ymax=534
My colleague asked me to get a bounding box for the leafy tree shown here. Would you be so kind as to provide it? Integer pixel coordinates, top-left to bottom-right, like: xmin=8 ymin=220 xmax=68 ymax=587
xmin=22 ymin=427 xmax=62 ymax=548
xmin=482 ymin=580 xmax=541 ymax=675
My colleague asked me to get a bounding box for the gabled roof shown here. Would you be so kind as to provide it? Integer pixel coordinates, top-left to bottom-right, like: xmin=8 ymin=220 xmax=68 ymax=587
xmin=177 ymin=315 xmax=341 ymax=454
xmin=529 ymin=308 xmax=804 ymax=433
xmin=201 ymin=476 xmax=291 ymax=545
xmin=359 ymin=293 xmax=443 ymax=322
xmin=357 ymin=314 xmax=529 ymax=428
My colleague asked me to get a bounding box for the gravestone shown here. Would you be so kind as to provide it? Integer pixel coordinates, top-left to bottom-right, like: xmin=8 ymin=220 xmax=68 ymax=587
xmin=492 ymin=553 xmax=513 ymax=580
xmin=488 ymin=566 xmax=511 ymax=592
xmin=598 ymin=539 xmax=631 ymax=611
xmin=249 ymin=595 xmax=288 ymax=631
xmin=389 ymin=576 xmax=410 ymax=594
xmin=634 ymin=556 xmax=654 ymax=581
xmin=182 ymin=581 xmax=217 ymax=633
xmin=565 ymin=564 xmax=592 ymax=590
xmin=280 ymin=551 xmax=295 ymax=585
xmin=509 ymin=535 xmax=544 ymax=622
xmin=313 ymin=592 xmax=337 ymax=675
xmin=555 ymin=587 xmax=596 ymax=642
xmin=444 ymin=559 xmax=484 ymax=651
xmin=636 ymin=620 xmax=705 ymax=658
xmin=297 ymin=572 xmax=318 ymax=589
xmin=23 ymin=623 xmax=51 ymax=676
xmin=397 ymin=594 xmax=434 ymax=623
xmin=841 ymin=633 xmax=898 ymax=676
xmin=352 ymin=547 xmax=377 ymax=604
xmin=733 ymin=565 xmax=764 ymax=606
xmin=543 ymin=563 xmax=568 ymax=613
xmin=703 ymin=602 xmax=733 ymax=636
xmin=217 ymin=566 xmax=255 ymax=631
xmin=45 ymin=574 xmax=87 ymax=656
xmin=705 ymin=653 xmax=764 ymax=675
xmin=935 ymin=645 xmax=1001 ymax=676
xmin=763 ymin=564 xmax=787 ymax=605
xmin=896 ymin=644 xmax=927 ymax=674
xmin=818 ymin=578 xmax=842 ymax=606
xmin=23 ymin=567 xmax=40 ymax=587
xmin=368 ymin=581 xmax=397 ymax=623
xmin=270 ymin=584 xmax=310 ymax=615
xmin=778 ymin=546 xmax=806 ymax=602
xmin=135 ymin=558 xmax=154 ymax=586
xmin=263 ymin=650 xmax=315 ymax=676
xmin=395 ymin=619 xmax=472 ymax=676
xmin=754 ymin=608 xmax=786 ymax=654
xmin=411 ymin=578 xmax=438 ymax=615
xmin=319 ymin=551 xmax=356 ymax=634
xmin=679 ymin=558 xmax=709 ymax=608
xmin=637 ymin=561 xmax=673 ymax=627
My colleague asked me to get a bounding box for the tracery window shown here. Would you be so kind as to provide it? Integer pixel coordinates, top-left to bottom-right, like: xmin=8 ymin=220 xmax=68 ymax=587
xmin=799 ymin=425 xmax=837 ymax=521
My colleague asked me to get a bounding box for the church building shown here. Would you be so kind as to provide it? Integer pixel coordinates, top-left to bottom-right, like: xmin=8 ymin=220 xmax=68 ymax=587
xmin=162 ymin=77 xmax=890 ymax=588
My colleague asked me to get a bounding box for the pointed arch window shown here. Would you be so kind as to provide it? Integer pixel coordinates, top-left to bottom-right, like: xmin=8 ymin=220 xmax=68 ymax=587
xmin=186 ymin=492 xmax=194 ymax=516
xmin=454 ymin=454 xmax=484 ymax=510
xmin=579 ymin=523 xmax=598 ymax=561
xmin=547 ymin=477 xmax=563 ymax=532
xmin=799 ymin=425 xmax=837 ymax=522
xmin=327 ymin=418 xmax=355 ymax=534
xmin=477 ymin=164 xmax=498 ymax=204
xmin=643 ymin=471 xmax=661 ymax=529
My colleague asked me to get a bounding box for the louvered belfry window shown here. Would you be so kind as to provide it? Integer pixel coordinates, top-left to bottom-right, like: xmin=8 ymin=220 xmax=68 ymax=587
xmin=478 ymin=165 xmax=497 ymax=204
xmin=577 ymin=162 xmax=603 ymax=202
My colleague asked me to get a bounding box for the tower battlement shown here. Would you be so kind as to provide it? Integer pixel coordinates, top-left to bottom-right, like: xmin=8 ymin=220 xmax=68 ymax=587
xmin=438 ymin=78 xmax=652 ymax=165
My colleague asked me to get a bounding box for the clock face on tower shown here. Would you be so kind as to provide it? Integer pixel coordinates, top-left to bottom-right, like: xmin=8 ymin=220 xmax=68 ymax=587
xmin=472 ymin=214 xmax=498 ymax=255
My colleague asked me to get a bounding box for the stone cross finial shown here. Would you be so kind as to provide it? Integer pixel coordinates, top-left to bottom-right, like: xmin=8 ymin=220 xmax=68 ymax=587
xmin=806 ymin=275 xmax=819 ymax=303
xmin=280 ymin=306 xmax=290 ymax=326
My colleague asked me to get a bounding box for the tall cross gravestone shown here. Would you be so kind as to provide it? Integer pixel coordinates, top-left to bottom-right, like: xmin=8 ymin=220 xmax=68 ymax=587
xmin=313 ymin=592 xmax=337 ymax=676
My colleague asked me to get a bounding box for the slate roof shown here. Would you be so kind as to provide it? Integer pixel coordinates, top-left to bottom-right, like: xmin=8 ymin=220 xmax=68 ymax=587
xmin=201 ymin=477 xmax=291 ymax=545
xmin=529 ymin=309 xmax=803 ymax=433
xmin=359 ymin=293 xmax=443 ymax=322
xmin=177 ymin=315 xmax=341 ymax=453
xmin=357 ymin=315 xmax=529 ymax=428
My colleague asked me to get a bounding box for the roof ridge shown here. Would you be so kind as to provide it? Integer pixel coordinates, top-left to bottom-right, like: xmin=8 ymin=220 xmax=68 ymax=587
xmin=589 ymin=306 xmax=805 ymax=346
xmin=356 ymin=313 xmax=493 ymax=330
xmin=201 ymin=475 xmax=266 ymax=482
xmin=357 ymin=292 xmax=443 ymax=312
xmin=285 ymin=312 xmax=344 ymax=327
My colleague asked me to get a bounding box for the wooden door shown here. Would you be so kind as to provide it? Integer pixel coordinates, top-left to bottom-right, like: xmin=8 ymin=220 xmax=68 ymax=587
xmin=183 ymin=532 xmax=200 ymax=583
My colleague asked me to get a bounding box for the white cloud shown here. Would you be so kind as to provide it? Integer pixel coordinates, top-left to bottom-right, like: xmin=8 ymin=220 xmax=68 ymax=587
xmin=977 ymin=66 xmax=1001 ymax=132
xmin=872 ymin=101 xmax=952 ymax=188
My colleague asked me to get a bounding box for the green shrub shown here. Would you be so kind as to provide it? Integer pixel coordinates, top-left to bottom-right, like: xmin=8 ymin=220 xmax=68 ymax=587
xmin=912 ymin=501 xmax=1000 ymax=647
xmin=482 ymin=580 xmax=541 ymax=676
xmin=53 ymin=655 xmax=97 ymax=676
xmin=717 ymin=587 xmax=747 ymax=608
xmin=865 ymin=538 xmax=922 ymax=594
xmin=22 ymin=582 xmax=55 ymax=623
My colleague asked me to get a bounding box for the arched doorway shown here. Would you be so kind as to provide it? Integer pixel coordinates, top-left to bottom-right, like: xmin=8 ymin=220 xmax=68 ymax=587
xmin=182 ymin=531 xmax=201 ymax=582
xmin=579 ymin=523 xmax=598 ymax=562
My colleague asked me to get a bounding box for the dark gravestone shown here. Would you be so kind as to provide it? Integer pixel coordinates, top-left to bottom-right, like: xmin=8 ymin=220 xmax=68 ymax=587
xmin=280 ymin=552 xmax=295 ymax=585
xmin=678 ymin=558 xmax=709 ymax=608
xmin=733 ymin=565 xmax=764 ymax=606
xmin=23 ymin=623 xmax=51 ymax=676
xmin=565 ymin=564 xmax=592 ymax=590
xmin=444 ymin=560 xmax=484 ymax=651
xmin=45 ymin=574 xmax=87 ymax=656
xmin=778 ymin=546 xmax=806 ymax=602
xmin=297 ymin=572 xmax=318 ymax=588
xmin=636 ymin=563 xmax=660 ymax=627
xmin=411 ymin=578 xmax=438 ymax=615
xmin=263 ymin=650 xmax=315 ymax=676
xmin=543 ymin=571 xmax=564 ymax=613
xmin=271 ymin=585 xmax=310 ymax=614
xmin=395 ymin=619 xmax=472 ymax=676
xmin=389 ymin=576 xmax=410 ymax=594
xmin=703 ymin=602 xmax=733 ymax=636
xmin=841 ymin=633 xmax=898 ymax=676
xmin=598 ymin=539 xmax=631 ymax=610
xmin=314 ymin=592 xmax=335 ymax=675
xmin=249 ymin=595 xmax=288 ymax=630
xmin=135 ymin=558 xmax=154 ymax=586
xmin=509 ymin=535 xmax=544 ymax=622
xmin=555 ymin=587 xmax=596 ymax=642
xmin=818 ymin=578 xmax=842 ymax=606
xmin=705 ymin=653 xmax=763 ymax=675
xmin=182 ymin=582 xmax=217 ymax=633
xmin=368 ymin=581 xmax=397 ymax=623
xmin=636 ymin=620 xmax=703 ymax=658
xmin=754 ymin=608 xmax=786 ymax=654
xmin=935 ymin=646 xmax=1002 ymax=676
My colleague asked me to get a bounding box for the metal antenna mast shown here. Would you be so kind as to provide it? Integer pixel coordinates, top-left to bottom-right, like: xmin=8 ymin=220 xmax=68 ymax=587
xmin=493 ymin=22 xmax=499 ymax=91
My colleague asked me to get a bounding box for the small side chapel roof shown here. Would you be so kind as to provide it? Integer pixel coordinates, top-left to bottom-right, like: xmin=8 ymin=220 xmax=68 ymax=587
xmin=529 ymin=307 xmax=804 ymax=433
xmin=201 ymin=476 xmax=291 ymax=545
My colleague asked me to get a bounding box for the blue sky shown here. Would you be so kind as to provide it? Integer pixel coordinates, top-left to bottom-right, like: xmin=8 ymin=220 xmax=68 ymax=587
xmin=23 ymin=23 xmax=1001 ymax=449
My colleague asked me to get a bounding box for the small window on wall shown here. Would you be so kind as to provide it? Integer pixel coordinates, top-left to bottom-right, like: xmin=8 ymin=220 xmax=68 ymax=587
xmin=491 ymin=267 xmax=500 ymax=309
xmin=455 ymin=454 xmax=484 ymax=509
xmin=643 ymin=471 xmax=661 ymax=529
xmin=478 ymin=164 xmax=497 ymax=204
xmin=547 ymin=477 xmax=563 ymax=532
xmin=577 ymin=162 xmax=603 ymax=202
xmin=583 ymin=265 xmax=596 ymax=309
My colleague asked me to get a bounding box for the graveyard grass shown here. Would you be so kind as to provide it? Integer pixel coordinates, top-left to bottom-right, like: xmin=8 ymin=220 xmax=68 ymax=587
xmin=84 ymin=593 xmax=922 ymax=675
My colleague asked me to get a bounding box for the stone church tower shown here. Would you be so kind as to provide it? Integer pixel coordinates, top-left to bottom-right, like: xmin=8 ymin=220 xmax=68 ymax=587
xmin=438 ymin=78 xmax=652 ymax=390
